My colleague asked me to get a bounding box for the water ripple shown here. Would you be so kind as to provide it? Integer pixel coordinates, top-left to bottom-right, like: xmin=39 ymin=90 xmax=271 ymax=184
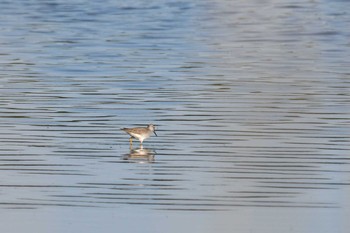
xmin=0 ymin=0 xmax=350 ymax=232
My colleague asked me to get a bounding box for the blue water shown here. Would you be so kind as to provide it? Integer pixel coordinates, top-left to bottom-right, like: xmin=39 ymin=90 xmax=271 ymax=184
xmin=0 ymin=0 xmax=349 ymax=232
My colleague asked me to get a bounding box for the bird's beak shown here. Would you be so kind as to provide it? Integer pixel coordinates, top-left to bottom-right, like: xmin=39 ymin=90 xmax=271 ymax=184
xmin=154 ymin=131 xmax=158 ymax=136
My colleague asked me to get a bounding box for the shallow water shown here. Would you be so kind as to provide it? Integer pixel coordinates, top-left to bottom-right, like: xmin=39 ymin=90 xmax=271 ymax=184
xmin=0 ymin=0 xmax=349 ymax=232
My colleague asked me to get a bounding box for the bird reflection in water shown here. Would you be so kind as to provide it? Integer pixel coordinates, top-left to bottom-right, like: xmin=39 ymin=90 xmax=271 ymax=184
xmin=122 ymin=146 xmax=156 ymax=163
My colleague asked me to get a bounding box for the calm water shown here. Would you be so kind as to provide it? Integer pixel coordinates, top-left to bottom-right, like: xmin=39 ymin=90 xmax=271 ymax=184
xmin=0 ymin=0 xmax=349 ymax=232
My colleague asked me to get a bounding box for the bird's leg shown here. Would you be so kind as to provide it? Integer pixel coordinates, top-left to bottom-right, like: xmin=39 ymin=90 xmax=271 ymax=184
xmin=129 ymin=137 xmax=133 ymax=145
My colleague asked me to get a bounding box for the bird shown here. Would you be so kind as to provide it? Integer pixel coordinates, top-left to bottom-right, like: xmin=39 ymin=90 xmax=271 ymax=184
xmin=121 ymin=124 xmax=157 ymax=147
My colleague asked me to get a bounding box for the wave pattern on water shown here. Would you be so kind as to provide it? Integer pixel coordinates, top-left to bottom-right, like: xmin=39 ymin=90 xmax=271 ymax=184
xmin=0 ymin=0 xmax=349 ymax=215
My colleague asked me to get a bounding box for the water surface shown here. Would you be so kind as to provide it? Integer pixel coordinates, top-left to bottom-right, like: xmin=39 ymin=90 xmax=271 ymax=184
xmin=0 ymin=0 xmax=349 ymax=232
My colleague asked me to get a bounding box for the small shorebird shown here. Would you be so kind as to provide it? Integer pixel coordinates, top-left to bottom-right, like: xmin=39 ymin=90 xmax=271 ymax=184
xmin=121 ymin=124 xmax=157 ymax=146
